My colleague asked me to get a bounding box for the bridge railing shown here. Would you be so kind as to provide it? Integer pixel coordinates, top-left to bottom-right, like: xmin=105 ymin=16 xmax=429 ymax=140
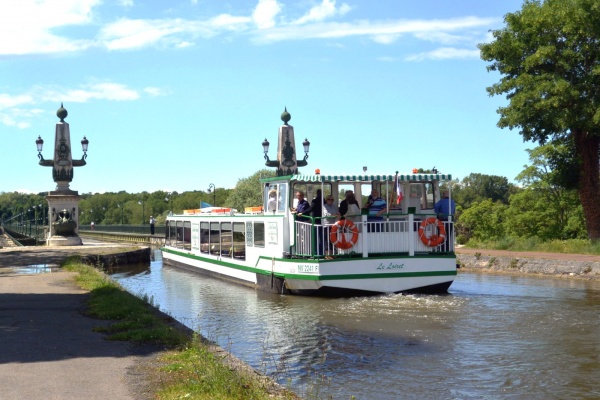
xmin=79 ymin=224 xmax=166 ymax=235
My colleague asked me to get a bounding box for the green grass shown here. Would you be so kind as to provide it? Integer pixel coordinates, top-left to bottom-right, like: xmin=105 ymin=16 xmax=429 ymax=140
xmin=463 ymin=238 xmax=600 ymax=255
xmin=61 ymin=257 xmax=297 ymax=400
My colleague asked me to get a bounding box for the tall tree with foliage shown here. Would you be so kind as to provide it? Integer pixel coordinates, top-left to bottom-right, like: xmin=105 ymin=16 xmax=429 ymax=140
xmin=507 ymin=144 xmax=585 ymax=239
xmin=225 ymin=169 xmax=276 ymax=212
xmin=479 ymin=0 xmax=600 ymax=240
xmin=453 ymin=173 xmax=516 ymax=209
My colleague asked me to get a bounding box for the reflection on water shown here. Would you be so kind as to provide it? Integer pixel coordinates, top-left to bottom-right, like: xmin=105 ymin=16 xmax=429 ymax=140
xmin=12 ymin=264 xmax=60 ymax=274
xmin=110 ymin=251 xmax=600 ymax=399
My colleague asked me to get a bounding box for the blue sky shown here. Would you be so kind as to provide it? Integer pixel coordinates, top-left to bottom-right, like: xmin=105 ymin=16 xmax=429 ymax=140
xmin=1 ymin=0 xmax=530 ymax=194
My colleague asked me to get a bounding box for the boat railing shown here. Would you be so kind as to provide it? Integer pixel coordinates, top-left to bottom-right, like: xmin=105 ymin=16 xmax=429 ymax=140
xmin=293 ymin=214 xmax=454 ymax=258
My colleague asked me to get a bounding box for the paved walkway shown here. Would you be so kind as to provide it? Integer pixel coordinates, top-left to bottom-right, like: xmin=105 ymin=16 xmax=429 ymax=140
xmin=0 ymin=240 xmax=159 ymax=400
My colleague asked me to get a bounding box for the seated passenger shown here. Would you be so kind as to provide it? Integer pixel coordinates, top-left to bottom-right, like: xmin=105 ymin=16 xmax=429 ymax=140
xmin=367 ymin=189 xmax=387 ymax=232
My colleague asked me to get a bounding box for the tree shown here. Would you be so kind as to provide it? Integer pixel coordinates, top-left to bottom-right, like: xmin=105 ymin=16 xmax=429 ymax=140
xmin=225 ymin=169 xmax=276 ymax=212
xmin=479 ymin=0 xmax=600 ymax=240
xmin=456 ymin=199 xmax=508 ymax=242
xmin=506 ymin=144 xmax=585 ymax=239
xmin=453 ymin=173 xmax=516 ymax=209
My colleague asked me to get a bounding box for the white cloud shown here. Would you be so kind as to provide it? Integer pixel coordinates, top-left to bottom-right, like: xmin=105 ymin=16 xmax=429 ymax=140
xmin=100 ymin=19 xmax=186 ymax=50
xmin=99 ymin=16 xmax=251 ymax=50
xmin=144 ymin=87 xmax=166 ymax=97
xmin=0 ymin=0 xmax=100 ymax=55
xmin=293 ymin=0 xmax=352 ymax=25
xmin=251 ymin=17 xmax=496 ymax=44
xmin=405 ymin=47 xmax=480 ymax=62
xmin=1 ymin=1 xmax=500 ymax=56
xmin=0 ymin=82 xmax=149 ymax=128
xmin=176 ymin=41 xmax=194 ymax=48
xmin=0 ymin=94 xmax=35 ymax=109
xmin=253 ymin=0 xmax=281 ymax=29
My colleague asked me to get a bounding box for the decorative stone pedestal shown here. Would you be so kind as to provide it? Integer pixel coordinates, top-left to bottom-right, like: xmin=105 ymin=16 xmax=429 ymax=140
xmin=46 ymin=191 xmax=82 ymax=246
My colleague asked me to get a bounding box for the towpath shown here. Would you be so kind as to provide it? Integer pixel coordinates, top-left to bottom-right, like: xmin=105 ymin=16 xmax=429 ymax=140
xmin=0 ymin=238 xmax=159 ymax=400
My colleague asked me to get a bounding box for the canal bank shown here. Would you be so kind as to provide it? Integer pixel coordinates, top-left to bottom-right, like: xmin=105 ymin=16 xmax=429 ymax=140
xmin=456 ymin=247 xmax=600 ymax=280
xmin=0 ymin=243 xmax=294 ymax=400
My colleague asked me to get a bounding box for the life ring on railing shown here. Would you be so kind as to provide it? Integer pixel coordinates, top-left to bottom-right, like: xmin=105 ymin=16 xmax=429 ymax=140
xmin=418 ymin=217 xmax=446 ymax=247
xmin=330 ymin=219 xmax=359 ymax=250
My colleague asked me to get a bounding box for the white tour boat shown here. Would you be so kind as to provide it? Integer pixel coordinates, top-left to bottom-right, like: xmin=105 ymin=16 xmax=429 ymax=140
xmin=161 ymin=110 xmax=457 ymax=296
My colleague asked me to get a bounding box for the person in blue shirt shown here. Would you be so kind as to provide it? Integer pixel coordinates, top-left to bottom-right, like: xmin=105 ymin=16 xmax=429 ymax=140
xmin=434 ymin=190 xmax=455 ymax=251
xmin=366 ymin=189 xmax=387 ymax=232
xmin=434 ymin=190 xmax=455 ymax=220
xmin=293 ymin=191 xmax=310 ymax=222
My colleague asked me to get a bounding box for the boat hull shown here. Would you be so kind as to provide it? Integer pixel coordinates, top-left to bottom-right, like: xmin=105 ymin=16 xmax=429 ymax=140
xmin=161 ymin=247 xmax=456 ymax=296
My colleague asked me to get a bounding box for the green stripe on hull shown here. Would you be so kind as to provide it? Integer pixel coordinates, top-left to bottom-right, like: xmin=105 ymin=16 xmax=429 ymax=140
xmin=281 ymin=270 xmax=457 ymax=281
xmin=162 ymin=248 xmax=456 ymax=281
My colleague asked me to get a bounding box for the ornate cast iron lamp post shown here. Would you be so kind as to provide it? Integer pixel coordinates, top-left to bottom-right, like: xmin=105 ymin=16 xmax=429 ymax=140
xmin=208 ymin=183 xmax=216 ymax=206
xmin=262 ymin=108 xmax=310 ymax=176
xmin=36 ymin=104 xmax=89 ymax=246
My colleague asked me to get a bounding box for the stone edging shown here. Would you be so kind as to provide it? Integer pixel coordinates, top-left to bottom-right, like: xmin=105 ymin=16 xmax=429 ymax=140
xmin=457 ymin=254 xmax=600 ymax=280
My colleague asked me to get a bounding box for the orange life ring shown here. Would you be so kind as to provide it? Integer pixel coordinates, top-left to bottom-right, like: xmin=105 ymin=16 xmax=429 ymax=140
xmin=418 ymin=217 xmax=446 ymax=247
xmin=330 ymin=219 xmax=359 ymax=250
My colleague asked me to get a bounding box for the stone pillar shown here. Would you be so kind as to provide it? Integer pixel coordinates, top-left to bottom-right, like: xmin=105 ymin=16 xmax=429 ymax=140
xmin=38 ymin=104 xmax=88 ymax=246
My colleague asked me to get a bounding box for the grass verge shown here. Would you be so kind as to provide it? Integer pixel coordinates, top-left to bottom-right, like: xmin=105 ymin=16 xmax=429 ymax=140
xmin=62 ymin=256 xmax=298 ymax=400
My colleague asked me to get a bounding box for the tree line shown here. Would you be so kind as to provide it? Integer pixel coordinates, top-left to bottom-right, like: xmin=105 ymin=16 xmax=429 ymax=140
xmin=0 ymin=147 xmax=589 ymax=245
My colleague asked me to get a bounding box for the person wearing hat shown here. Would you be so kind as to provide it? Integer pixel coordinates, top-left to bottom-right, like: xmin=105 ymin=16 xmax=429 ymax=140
xmin=149 ymin=215 xmax=156 ymax=235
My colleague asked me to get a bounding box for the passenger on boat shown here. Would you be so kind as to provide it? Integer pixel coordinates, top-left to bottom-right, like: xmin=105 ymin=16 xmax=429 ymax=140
xmin=434 ymin=190 xmax=455 ymax=220
xmin=340 ymin=190 xmax=361 ymax=222
xmin=292 ymin=191 xmax=310 ymax=222
xmin=299 ymin=189 xmax=323 ymax=224
xmin=300 ymin=189 xmax=325 ymax=255
xmin=323 ymin=195 xmax=340 ymax=224
xmin=367 ymin=189 xmax=387 ymax=232
xmin=434 ymin=190 xmax=455 ymax=252
xmin=267 ymin=189 xmax=277 ymax=212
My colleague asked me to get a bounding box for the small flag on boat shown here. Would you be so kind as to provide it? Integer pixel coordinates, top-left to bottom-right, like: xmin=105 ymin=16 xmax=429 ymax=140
xmin=395 ymin=173 xmax=403 ymax=204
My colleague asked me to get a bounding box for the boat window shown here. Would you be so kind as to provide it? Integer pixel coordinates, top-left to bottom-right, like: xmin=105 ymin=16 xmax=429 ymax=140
xmin=423 ymin=182 xmax=434 ymax=209
xmin=221 ymin=222 xmax=232 ymax=257
xmin=175 ymin=220 xmax=186 ymax=249
xmin=233 ymin=222 xmax=245 ymax=260
xmin=254 ymin=222 xmax=265 ymax=247
xmin=183 ymin=221 xmax=191 ymax=250
xmin=264 ymin=183 xmax=288 ymax=213
xmin=278 ymin=183 xmax=287 ymax=212
xmin=166 ymin=221 xmax=173 ymax=246
xmin=210 ymin=222 xmax=220 ymax=255
xmin=245 ymin=222 xmax=253 ymax=247
xmin=200 ymin=222 xmax=209 ymax=253
xmin=292 ymin=183 xmax=332 ymax=208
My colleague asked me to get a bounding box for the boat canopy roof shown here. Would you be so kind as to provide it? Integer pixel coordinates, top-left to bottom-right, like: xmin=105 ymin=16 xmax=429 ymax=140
xmin=289 ymin=173 xmax=452 ymax=182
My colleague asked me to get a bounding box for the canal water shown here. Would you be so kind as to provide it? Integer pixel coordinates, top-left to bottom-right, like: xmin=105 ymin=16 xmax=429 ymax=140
xmin=109 ymin=250 xmax=600 ymax=399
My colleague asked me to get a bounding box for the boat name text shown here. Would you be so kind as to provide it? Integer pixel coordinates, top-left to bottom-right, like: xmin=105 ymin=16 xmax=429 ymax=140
xmin=377 ymin=262 xmax=405 ymax=270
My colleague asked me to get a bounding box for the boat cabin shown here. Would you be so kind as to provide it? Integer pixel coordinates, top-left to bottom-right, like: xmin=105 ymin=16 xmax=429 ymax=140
xmin=261 ymin=172 xmax=454 ymax=258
